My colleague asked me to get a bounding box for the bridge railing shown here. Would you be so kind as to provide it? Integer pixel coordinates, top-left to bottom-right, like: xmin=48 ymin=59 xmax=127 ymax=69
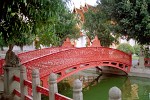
xmin=11 ymin=66 xmax=78 ymax=100
xmin=145 ymin=58 xmax=150 ymax=67
xmin=3 ymin=65 xmax=122 ymax=100
xmin=0 ymin=59 xmax=4 ymax=75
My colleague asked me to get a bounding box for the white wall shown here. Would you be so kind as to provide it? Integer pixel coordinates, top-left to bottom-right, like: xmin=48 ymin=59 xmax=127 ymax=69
xmin=75 ymin=36 xmax=87 ymax=47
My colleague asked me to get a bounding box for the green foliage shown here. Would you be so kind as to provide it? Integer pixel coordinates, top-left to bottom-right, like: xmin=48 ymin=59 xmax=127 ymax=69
xmin=0 ymin=0 xmax=78 ymax=49
xmin=58 ymin=81 xmax=71 ymax=93
xmin=112 ymin=0 xmax=150 ymax=45
xmin=117 ymin=43 xmax=135 ymax=54
xmin=133 ymin=45 xmax=141 ymax=55
xmin=0 ymin=32 xmax=5 ymax=50
xmin=41 ymin=94 xmax=49 ymax=100
xmin=144 ymin=47 xmax=150 ymax=58
xmin=83 ymin=1 xmax=119 ymax=47
xmin=91 ymin=0 xmax=150 ymax=45
xmin=37 ymin=4 xmax=80 ymax=47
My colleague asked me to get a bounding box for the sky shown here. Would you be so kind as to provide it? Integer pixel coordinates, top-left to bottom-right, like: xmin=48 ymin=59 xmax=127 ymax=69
xmin=69 ymin=0 xmax=98 ymax=10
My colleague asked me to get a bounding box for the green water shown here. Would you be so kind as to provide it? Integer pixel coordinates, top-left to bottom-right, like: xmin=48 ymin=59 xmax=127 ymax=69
xmin=60 ymin=74 xmax=150 ymax=100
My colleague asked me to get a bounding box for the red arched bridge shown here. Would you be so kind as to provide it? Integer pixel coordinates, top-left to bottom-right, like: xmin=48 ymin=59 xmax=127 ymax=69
xmin=0 ymin=37 xmax=132 ymax=87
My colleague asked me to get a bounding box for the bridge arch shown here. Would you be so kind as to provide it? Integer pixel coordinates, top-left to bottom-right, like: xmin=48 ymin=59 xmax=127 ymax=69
xmin=22 ymin=47 xmax=131 ymax=87
xmin=54 ymin=60 xmax=129 ymax=82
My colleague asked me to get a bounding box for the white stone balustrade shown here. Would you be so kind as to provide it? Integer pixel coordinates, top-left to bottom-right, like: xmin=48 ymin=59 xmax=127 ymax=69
xmin=3 ymin=65 xmax=123 ymax=100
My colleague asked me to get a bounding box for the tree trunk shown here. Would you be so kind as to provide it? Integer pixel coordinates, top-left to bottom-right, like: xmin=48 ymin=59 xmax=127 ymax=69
xmin=8 ymin=44 xmax=14 ymax=51
xmin=20 ymin=45 xmax=23 ymax=51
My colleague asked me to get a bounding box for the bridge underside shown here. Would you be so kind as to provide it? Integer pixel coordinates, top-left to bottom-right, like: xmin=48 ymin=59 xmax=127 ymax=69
xmin=39 ymin=60 xmax=130 ymax=87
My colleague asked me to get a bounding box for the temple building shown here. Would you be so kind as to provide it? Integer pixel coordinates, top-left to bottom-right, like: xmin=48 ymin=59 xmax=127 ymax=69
xmin=72 ymin=2 xmax=136 ymax=48
xmin=72 ymin=3 xmax=93 ymax=47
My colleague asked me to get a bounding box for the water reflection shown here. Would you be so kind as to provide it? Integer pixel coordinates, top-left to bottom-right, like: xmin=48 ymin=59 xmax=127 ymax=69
xmin=61 ymin=72 xmax=150 ymax=100
xmin=121 ymin=77 xmax=139 ymax=100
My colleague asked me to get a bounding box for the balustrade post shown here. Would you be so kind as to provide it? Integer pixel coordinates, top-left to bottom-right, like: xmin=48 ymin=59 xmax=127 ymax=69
xmin=3 ymin=66 xmax=20 ymax=99
xmin=109 ymin=86 xmax=121 ymax=100
xmin=49 ymin=73 xmax=58 ymax=100
xmin=32 ymin=69 xmax=41 ymax=100
xmin=139 ymin=49 xmax=145 ymax=68
xmin=20 ymin=66 xmax=27 ymax=100
xmin=73 ymin=79 xmax=83 ymax=100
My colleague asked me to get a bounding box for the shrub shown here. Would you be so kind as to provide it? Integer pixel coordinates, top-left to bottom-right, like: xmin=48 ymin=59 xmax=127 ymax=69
xmin=117 ymin=43 xmax=135 ymax=54
xmin=133 ymin=45 xmax=140 ymax=56
xmin=58 ymin=81 xmax=71 ymax=93
xmin=144 ymin=47 xmax=150 ymax=58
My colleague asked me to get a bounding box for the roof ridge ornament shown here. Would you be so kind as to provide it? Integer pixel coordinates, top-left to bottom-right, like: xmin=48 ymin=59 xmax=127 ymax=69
xmin=91 ymin=35 xmax=101 ymax=47
xmin=61 ymin=37 xmax=74 ymax=48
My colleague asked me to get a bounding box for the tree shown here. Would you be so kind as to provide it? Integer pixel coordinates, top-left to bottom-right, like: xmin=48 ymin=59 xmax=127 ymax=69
xmin=117 ymin=43 xmax=135 ymax=54
xmin=111 ymin=0 xmax=150 ymax=45
xmin=37 ymin=2 xmax=79 ymax=47
xmin=83 ymin=1 xmax=119 ymax=47
xmin=84 ymin=0 xmax=150 ymax=46
xmin=0 ymin=0 xmax=79 ymax=66
xmin=0 ymin=0 xmax=78 ymax=49
xmin=0 ymin=33 xmax=5 ymax=51
xmin=133 ymin=45 xmax=141 ymax=55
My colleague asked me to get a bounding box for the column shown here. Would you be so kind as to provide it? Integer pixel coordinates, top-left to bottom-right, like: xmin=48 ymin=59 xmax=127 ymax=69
xmin=3 ymin=66 xmax=20 ymax=99
xmin=32 ymin=69 xmax=41 ymax=100
xmin=139 ymin=49 xmax=145 ymax=68
xmin=20 ymin=66 xmax=27 ymax=99
xmin=73 ymin=79 xmax=83 ymax=100
xmin=49 ymin=73 xmax=58 ymax=100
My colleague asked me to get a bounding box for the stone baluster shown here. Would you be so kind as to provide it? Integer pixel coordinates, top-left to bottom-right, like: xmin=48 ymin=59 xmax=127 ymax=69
xmin=109 ymin=86 xmax=121 ymax=100
xmin=49 ymin=73 xmax=58 ymax=100
xmin=20 ymin=66 xmax=27 ymax=100
xmin=32 ymin=69 xmax=41 ymax=100
xmin=3 ymin=67 xmax=20 ymax=99
xmin=73 ymin=79 xmax=83 ymax=100
xmin=139 ymin=49 xmax=145 ymax=68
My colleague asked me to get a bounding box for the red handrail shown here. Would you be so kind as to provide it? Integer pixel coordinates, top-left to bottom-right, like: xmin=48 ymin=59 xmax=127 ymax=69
xmin=24 ymin=80 xmax=32 ymax=88
xmin=13 ymin=75 xmax=20 ymax=82
xmin=145 ymin=58 xmax=150 ymax=66
xmin=13 ymin=89 xmax=32 ymax=100
xmin=55 ymin=93 xmax=73 ymax=100
xmin=36 ymin=85 xmax=49 ymax=96
xmin=13 ymin=89 xmax=21 ymax=97
xmin=0 ymin=59 xmax=4 ymax=75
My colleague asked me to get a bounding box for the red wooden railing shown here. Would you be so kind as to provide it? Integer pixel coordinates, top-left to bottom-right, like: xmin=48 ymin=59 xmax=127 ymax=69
xmin=13 ymin=75 xmax=20 ymax=82
xmin=36 ymin=86 xmax=49 ymax=96
xmin=145 ymin=58 xmax=150 ymax=67
xmin=24 ymin=80 xmax=32 ymax=89
xmin=13 ymin=89 xmax=32 ymax=100
xmin=0 ymin=59 xmax=4 ymax=75
xmin=18 ymin=47 xmax=70 ymax=64
xmin=13 ymin=75 xmax=32 ymax=100
xmin=55 ymin=93 xmax=73 ymax=100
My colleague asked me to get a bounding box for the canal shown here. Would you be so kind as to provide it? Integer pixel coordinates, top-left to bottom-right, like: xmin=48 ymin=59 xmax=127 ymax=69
xmin=59 ymin=69 xmax=150 ymax=100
